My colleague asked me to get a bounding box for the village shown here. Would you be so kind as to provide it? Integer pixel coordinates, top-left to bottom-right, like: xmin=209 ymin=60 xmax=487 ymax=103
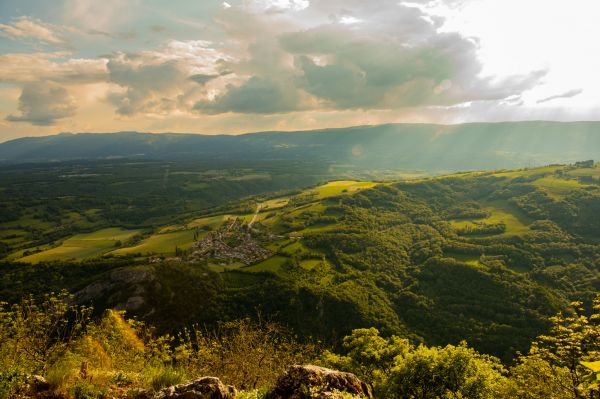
xmin=187 ymin=218 xmax=272 ymax=265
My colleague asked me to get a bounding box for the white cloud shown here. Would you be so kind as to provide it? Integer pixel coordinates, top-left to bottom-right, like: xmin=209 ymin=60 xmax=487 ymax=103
xmin=251 ymin=0 xmax=310 ymax=12
xmin=0 ymin=16 xmax=65 ymax=45
xmin=107 ymin=40 xmax=232 ymax=115
xmin=0 ymin=52 xmax=108 ymax=84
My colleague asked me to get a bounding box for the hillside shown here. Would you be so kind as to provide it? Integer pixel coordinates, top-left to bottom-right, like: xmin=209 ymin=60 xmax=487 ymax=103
xmin=2 ymin=162 xmax=600 ymax=362
xmin=2 ymin=121 xmax=600 ymax=171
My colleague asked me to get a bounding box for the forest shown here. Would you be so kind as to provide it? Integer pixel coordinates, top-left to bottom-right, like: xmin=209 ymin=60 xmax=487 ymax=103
xmin=1 ymin=160 xmax=599 ymax=398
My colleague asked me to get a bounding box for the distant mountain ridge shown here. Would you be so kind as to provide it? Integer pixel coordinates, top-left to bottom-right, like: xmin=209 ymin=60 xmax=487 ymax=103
xmin=2 ymin=121 xmax=600 ymax=171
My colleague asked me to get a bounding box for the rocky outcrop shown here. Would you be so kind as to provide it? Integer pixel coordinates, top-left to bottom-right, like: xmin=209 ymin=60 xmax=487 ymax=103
xmin=74 ymin=265 xmax=156 ymax=312
xmin=154 ymin=377 xmax=237 ymax=399
xmin=267 ymin=365 xmax=372 ymax=399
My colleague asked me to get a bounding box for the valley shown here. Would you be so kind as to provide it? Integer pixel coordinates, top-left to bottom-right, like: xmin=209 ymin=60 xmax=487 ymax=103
xmin=1 ymin=160 xmax=599 ymax=363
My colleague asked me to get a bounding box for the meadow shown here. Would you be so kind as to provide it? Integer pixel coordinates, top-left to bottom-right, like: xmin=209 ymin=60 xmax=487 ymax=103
xmin=20 ymin=228 xmax=141 ymax=263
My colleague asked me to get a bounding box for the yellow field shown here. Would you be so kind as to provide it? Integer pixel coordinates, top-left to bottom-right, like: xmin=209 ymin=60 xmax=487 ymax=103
xmin=310 ymin=181 xmax=378 ymax=199
xmin=450 ymin=202 xmax=530 ymax=236
xmin=532 ymin=176 xmax=585 ymax=199
xmin=20 ymin=228 xmax=141 ymax=263
xmin=111 ymin=230 xmax=197 ymax=256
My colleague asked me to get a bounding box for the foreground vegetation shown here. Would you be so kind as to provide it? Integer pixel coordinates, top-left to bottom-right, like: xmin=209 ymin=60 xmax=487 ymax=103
xmin=0 ymin=292 xmax=598 ymax=398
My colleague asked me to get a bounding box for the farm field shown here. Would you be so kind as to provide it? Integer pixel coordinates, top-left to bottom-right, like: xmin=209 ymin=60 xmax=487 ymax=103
xmin=19 ymin=228 xmax=141 ymax=263
xmin=309 ymin=180 xmax=378 ymax=199
xmin=449 ymin=200 xmax=531 ymax=236
xmin=532 ymin=176 xmax=586 ymax=199
xmin=111 ymin=230 xmax=197 ymax=256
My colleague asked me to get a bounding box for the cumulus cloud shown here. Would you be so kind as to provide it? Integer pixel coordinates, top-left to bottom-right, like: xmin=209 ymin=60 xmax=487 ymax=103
xmin=195 ymin=76 xmax=303 ymax=114
xmin=0 ymin=16 xmax=66 ymax=45
xmin=537 ymin=88 xmax=583 ymax=104
xmin=194 ymin=0 xmax=543 ymax=114
xmin=6 ymin=82 xmax=77 ymax=125
xmin=107 ymin=40 xmax=231 ymax=115
xmin=0 ymin=0 xmax=549 ymax=128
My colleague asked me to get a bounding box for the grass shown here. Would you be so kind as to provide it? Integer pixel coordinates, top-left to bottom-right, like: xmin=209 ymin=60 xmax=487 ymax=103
xmin=159 ymin=214 xmax=231 ymax=234
xmin=243 ymin=256 xmax=289 ymax=273
xmin=206 ymin=262 xmax=245 ymax=273
xmin=299 ymin=259 xmax=328 ymax=271
xmin=260 ymin=197 xmax=289 ymax=210
xmin=309 ymin=181 xmax=378 ymax=199
xmin=566 ymin=166 xmax=600 ymax=178
xmin=187 ymin=215 xmax=231 ymax=229
xmin=449 ymin=201 xmax=530 ymax=236
xmin=532 ymin=176 xmax=586 ymax=199
xmin=20 ymin=228 xmax=141 ymax=263
xmin=279 ymin=241 xmax=313 ymax=257
xmin=111 ymin=230 xmax=196 ymax=256
xmin=445 ymin=252 xmax=484 ymax=268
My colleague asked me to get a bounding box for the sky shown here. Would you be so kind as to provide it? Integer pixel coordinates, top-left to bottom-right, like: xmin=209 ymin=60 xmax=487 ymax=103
xmin=0 ymin=0 xmax=599 ymax=141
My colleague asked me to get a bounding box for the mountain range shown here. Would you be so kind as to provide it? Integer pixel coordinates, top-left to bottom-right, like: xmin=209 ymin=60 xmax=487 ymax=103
xmin=2 ymin=121 xmax=600 ymax=171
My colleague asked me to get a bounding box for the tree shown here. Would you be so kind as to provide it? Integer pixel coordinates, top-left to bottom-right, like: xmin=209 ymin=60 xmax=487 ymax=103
xmin=323 ymin=328 xmax=506 ymax=399
xmin=509 ymin=295 xmax=600 ymax=398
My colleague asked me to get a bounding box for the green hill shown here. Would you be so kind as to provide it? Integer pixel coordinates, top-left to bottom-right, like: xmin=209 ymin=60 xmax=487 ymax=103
xmin=1 ymin=163 xmax=600 ymax=362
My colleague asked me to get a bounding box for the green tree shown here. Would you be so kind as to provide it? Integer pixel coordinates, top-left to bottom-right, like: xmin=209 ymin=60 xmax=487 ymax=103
xmin=323 ymin=328 xmax=506 ymax=399
xmin=509 ymin=295 xmax=600 ymax=398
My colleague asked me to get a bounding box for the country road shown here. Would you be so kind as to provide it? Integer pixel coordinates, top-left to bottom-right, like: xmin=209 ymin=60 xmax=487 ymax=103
xmin=248 ymin=204 xmax=262 ymax=228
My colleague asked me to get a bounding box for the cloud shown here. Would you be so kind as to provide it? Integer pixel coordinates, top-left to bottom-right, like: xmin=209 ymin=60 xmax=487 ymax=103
xmin=194 ymin=1 xmax=543 ymax=114
xmin=0 ymin=16 xmax=65 ymax=45
xmin=250 ymin=0 xmax=310 ymax=12
xmin=195 ymin=76 xmax=303 ymax=114
xmin=6 ymin=82 xmax=77 ymax=125
xmin=0 ymin=52 xmax=108 ymax=84
xmin=64 ymin=0 xmax=140 ymax=32
xmin=537 ymin=88 xmax=583 ymax=104
xmin=107 ymin=40 xmax=231 ymax=115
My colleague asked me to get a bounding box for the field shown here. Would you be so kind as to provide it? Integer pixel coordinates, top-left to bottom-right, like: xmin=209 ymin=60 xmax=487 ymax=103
xmin=450 ymin=202 xmax=530 ymax=236
xmin=111 ymin=230 xmax=197 ymax=256
xmin=310 ymin=180 xmax=378 ymax=199
xmin=19 ymin=228 xmax=141 ymax=263
xmin=243 ymin=256 xmax=289 ymax=273
xmin=532 ymin=176 xmax=586 ymax=199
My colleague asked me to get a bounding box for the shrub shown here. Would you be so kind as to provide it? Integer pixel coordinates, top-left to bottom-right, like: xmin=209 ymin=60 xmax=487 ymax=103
xmin=71 ymin=380 xmax=106 ymax=399
xmin=0 ymin=368 xmax=23 ymax=399
xmin=150 ymin=367 xmax=185 ymax=392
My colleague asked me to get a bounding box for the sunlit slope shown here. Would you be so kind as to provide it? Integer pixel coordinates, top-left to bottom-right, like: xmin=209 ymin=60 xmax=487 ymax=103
xmin=19 ymin=228 xmax=141 ymax=263
xmin=5 ymin=165 xmax=600 ymax=362
xmin=3 ymin=122 xmax=600 ymax=171
xmin=12 ymin=164 xmax=600 ymax=264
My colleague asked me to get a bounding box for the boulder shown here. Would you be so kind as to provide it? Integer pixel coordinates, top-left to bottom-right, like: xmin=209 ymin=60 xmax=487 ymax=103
xmin=154 ymin=377 xmax=236 ymax=399
xmin=267 ymin=365 xmax=372 ymax=399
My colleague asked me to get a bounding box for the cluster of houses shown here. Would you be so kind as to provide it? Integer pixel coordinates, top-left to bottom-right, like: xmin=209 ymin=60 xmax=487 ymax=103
xmin=188 ymin=218 xmax=272 ymax=265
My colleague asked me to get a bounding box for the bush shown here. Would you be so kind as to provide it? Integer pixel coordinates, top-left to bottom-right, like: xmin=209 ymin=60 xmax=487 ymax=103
xmin=0 ymin=368 xmax=23 ymax=399
xmin=71 ymin=380 xmax=106 ymax=399
xmin=150 ymin=367 xmax=185 ymax=391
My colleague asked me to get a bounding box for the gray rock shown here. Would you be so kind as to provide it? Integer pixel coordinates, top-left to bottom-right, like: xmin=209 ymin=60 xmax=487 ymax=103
xmin=267 ymin=365 xmax=372 ymax=399
xmin=154 ymin=377 xmax=236 ymax=399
